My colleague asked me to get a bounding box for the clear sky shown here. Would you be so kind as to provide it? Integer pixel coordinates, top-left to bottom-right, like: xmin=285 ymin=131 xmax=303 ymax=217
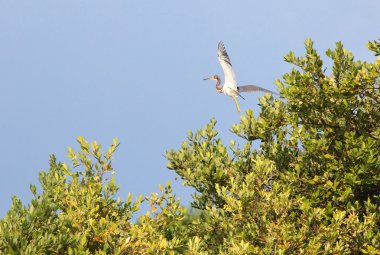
xmin=0 ymin=1 xmax=379 ymax=217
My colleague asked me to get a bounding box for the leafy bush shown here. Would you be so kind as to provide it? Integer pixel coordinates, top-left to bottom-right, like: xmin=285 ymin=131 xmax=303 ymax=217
xmin=1 ymin=39 xmax=380 ymax=254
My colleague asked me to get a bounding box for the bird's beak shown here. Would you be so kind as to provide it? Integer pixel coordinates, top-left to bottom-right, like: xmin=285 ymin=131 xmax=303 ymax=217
xmin=203 ymin=77 xmax=211 ymax=80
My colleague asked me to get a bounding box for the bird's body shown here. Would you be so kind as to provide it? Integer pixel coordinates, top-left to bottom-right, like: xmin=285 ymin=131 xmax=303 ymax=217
xmin=204 ymin=41 xmax=277 ymax=113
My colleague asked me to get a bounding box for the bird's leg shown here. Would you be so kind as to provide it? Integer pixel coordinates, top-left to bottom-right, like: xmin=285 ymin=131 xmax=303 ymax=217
xmin=232 ymin=96 xmax=241 ymax=114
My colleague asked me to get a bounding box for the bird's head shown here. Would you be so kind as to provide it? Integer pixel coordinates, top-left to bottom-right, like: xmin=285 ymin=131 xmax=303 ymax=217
xmin=203 ymin=75 xmax=219 ymax=81
xmin=203 ymin=75 xmax=223 ymax=93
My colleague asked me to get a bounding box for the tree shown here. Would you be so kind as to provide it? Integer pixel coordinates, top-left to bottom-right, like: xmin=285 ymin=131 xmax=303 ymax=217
xmin=1 ymin=38 xmax=380 ymax=254
xmin=0 ymin=137 xmax=188 ymax=254
xmin=166 ymin=39 xmax=380 ymax=254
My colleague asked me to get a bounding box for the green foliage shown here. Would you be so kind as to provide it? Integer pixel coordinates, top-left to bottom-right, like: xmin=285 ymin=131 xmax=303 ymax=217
xmin=167 ymin=39 xmax=380 ymax=254
xmin=0 ymin=137 xmax=187 ymax=254
xmin=368 ymin=39 xmax=380 ymax=56
xmin=1 ymin=38 xmax=380 ymax=254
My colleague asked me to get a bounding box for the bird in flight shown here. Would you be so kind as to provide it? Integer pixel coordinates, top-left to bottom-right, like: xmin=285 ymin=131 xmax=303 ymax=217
xmin=204 ymin=41 xmax=277 ymax=113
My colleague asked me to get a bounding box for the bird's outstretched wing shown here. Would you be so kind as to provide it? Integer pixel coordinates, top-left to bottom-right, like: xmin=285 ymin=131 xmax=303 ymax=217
xmin=237 ymin=85 xmax=278 ymax=95
xmin=218 ymin=41 xmax=237 ymax=90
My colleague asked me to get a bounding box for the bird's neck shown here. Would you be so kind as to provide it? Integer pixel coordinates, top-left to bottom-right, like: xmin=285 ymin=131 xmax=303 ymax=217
xmin=215 ymin=76 xmax=223 ymax=92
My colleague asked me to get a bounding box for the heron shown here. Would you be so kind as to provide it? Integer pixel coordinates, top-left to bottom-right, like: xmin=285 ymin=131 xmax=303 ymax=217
xmin=204 ymin=41 xmax=277 ymax=113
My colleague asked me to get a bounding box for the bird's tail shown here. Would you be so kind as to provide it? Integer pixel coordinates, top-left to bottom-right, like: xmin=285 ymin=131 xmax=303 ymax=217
xmin=232 ymin=89 xmax=245 ymax=100
xmin=237 ymin=92 xmax=246 ymax=100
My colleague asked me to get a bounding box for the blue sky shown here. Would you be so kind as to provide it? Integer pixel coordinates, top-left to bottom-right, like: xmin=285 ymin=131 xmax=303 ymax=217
xmin=0 ymin=1 xmax=379 ymax=217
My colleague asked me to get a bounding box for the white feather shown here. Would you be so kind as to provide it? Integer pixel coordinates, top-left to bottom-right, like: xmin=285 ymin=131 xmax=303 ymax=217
xmin=218 ymin=41 xmax=238 ymax=96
